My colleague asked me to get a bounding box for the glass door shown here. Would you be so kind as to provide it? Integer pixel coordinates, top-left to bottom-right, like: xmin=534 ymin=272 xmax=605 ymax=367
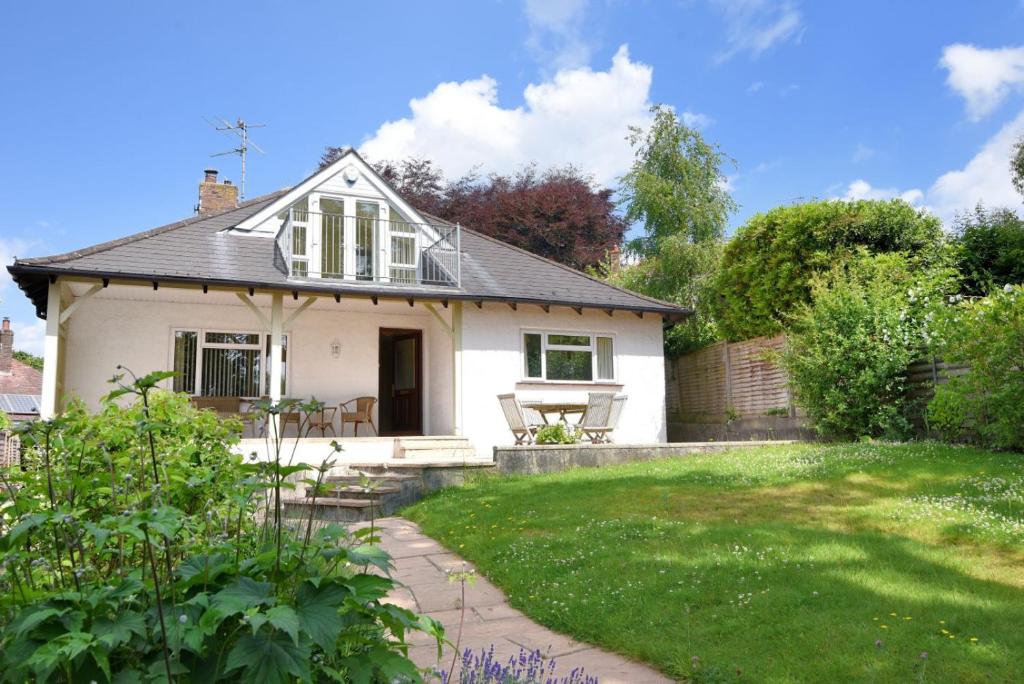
xmin=320 ymin=197 xmax=345 ymax=278
xmin=355 ymin=201 xmax=378 ymax=280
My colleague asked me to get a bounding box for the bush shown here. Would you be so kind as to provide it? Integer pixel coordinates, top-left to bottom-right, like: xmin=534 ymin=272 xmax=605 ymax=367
xmin=0 ymin=371 xmax=442 ymax=682
xmin=951 ymin=206 xmax=1024 ymax=296
xmin=711 ymin=199 xmax=945 ymax=341
xmin=535 ymin=424 xmax=579 ymax=445
xmin=782 ymin=253 xmax=955 ymax=440
xmin=927 ymin=285 xmax=1024 ymax=450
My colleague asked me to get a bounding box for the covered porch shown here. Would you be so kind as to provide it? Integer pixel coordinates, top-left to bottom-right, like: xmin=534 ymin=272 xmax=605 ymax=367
xmin=39 ymin=278 xmax=474 ymax=459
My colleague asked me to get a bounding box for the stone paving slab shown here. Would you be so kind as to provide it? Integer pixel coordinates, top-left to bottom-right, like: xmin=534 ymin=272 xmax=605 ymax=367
xmin=358 ymin=517 xmax=672 ymax=684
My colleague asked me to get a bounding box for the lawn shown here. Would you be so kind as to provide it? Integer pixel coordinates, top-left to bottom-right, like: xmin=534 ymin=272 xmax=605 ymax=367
xmin=403 ymin=442 xmax=1024 ymax=682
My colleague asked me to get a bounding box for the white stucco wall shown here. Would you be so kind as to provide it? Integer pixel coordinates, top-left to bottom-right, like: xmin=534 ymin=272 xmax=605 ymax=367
xmin=55 ymin=284 xmax=667 ymax=455
xmin=59 ymin=284 xmax=454 ymax=435
xmin=460 ymin=305 xmax=667 ymax=455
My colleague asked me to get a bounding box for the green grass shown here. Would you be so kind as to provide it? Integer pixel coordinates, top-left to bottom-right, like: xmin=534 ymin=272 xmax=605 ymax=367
xmin=403 ymin=442 xmax=1024 ymax=682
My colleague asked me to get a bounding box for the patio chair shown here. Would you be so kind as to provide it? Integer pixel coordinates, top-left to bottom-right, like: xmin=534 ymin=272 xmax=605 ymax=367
xmin=340 ymin=397 xmax=377 ymax=436
xmin=578 ymin=392 xmax=618 ymax=444
xmin=497 ymin=393 xmax=540 ymax=445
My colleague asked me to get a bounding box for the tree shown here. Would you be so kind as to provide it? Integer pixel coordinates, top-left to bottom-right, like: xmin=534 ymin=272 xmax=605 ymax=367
xmin=1012 ymin=133 xmax=1024 ymax=199
xmin=951 ymin=205 xmax=1024 ymax=296
xmin=608 ymin=236 xmax=722 ymax=356
xmin=13 ymin=350 xmax=42 ymax=371
xmin=319 ymin=148 xmax=625 ymax=269
xmin=619 ymin=105 xmax=736 ymax=255
xmin=710 ymin=199 xmax=945 ymax=341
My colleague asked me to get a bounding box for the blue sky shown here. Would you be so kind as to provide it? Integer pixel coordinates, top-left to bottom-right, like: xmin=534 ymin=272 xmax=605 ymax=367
xmin=3 ymin=0 xmax=1024 ymax=353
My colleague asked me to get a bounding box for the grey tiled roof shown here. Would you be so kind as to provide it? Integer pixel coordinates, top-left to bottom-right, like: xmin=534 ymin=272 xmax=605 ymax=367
xmin=9 ymin=193 xmax=686 ymax=318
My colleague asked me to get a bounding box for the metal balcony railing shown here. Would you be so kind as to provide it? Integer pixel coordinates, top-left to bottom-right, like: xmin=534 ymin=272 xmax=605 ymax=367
xmin=276 ymin=210 xmax=460 ymax=287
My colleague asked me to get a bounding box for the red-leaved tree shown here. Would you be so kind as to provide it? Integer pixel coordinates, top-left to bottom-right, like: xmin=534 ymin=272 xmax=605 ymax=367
xmin=320 ymin=148 xmax=624 ymax=269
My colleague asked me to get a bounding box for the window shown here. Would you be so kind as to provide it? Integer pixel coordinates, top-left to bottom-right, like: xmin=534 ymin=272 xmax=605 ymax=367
xmin=171 ymin=329 xmax=288 ymax=398
xmin=522 ymin=331 xmax=615 ymax=382
xmin=320 ymin=197 xmax=345 ymax=278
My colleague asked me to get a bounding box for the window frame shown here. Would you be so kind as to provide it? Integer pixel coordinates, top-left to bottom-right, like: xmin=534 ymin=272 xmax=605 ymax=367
xmin=519 ymin=328 xmax=617 ymax=384
xmin=169 ymin=327 xmax=291 ymax=399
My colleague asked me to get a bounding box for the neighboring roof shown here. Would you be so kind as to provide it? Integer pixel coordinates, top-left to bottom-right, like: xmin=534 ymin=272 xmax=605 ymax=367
xmin=9 ymin=181 xmax=687 ymax=319
xmin=0 ymin=393 xmax=41 ymax=418
xmin=0 ymin=359 xmax=43 ymax=396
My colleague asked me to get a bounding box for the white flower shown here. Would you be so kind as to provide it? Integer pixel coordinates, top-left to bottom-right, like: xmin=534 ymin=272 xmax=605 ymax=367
xmin=1004 ymin=283 xmax=1013 ymax=293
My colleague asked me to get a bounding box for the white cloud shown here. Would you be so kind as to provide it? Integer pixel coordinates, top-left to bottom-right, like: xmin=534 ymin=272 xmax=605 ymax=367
xmin=842 ymin=179 xmax=925 ymax=207
xmin=929 ymin=108 xmax=1024 ymax=219
xmin=941 ymin=44 xmax=1024 ymax=121
xmin=10 ymin=319 xmax=44 ymax=356
xmin=748 ymin=81 xmax=765 ymax=93
xmin=712 ymin=0 xmax=803 ymax=63
xmin=682 ymin=110 xmax=714 ymax=128
xmin=360 ymin=45 xmax=654 ymax=186
xmin=836 ymin=108 xmax=1024 ymax=225
xmin=524 ymin=0 xmax=592 ymax=71
xmin=852 ymin=143 xmax=875 ymax=162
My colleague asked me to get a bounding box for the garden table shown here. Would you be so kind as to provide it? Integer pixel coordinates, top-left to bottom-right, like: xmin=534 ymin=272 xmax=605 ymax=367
xmin=520 ymin=401 xmax=588 ymax=425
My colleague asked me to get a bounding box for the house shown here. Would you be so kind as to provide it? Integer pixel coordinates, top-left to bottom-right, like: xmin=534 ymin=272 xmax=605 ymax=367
xmin=7 ymin=150 xmax=686 ymax=459
xmin=0 ymin=317 xmax=42 ymax=423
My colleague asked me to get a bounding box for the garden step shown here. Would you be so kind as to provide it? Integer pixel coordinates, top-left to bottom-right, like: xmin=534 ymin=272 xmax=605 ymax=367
xmin=316 ymin=485 xmax=402 ymax=500
xmin=283 ymin=497 xmax=384 ymax=523
xmin=400 ymin=447 xmax=477 ymax=461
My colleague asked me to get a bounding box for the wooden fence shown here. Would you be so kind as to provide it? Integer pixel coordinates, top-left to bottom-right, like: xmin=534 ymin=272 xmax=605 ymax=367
xmin=667 ymin=335 xmax=795 ymax=423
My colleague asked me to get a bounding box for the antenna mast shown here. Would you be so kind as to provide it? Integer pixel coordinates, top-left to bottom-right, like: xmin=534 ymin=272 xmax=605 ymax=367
xmin=205 ymin=117 xmax=265 ymax=199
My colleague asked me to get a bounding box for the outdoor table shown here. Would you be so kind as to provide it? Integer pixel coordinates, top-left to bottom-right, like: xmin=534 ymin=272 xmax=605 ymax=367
xmin=521 ymin=401 xmax=588 ymax=425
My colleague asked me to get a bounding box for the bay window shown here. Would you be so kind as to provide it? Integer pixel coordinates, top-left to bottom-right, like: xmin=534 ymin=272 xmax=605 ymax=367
xmin=522 ymin=331 xmax=615 ymax=382
xmin=171 ymin=329 xmax=288 ymax=397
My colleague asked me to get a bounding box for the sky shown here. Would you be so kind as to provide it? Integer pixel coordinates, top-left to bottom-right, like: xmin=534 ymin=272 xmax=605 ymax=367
xmin=3 ymin=0 xmax=1024 ymax=354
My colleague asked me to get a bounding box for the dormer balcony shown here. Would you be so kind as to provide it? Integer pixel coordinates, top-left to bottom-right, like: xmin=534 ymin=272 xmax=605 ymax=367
xmin=276 ymin=207 xmax=461 ymax=287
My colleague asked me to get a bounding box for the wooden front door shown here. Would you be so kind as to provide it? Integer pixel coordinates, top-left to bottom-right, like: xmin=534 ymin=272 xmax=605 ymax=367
xmin=378 ymin=328 xmax=422 ymax=435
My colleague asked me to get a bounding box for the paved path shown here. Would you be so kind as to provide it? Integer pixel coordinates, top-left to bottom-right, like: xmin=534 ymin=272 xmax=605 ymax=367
xmin=366 ymin=517 xmax=671 ymax=683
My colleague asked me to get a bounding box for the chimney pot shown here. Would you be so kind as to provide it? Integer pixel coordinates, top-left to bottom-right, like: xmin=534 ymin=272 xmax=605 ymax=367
xmin=204 ymin=168 xmax=218 ymax=183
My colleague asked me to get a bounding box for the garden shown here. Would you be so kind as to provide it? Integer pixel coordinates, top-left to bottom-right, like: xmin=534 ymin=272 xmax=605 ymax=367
xmin=406 ymin=442 xmax=1024 ymax=682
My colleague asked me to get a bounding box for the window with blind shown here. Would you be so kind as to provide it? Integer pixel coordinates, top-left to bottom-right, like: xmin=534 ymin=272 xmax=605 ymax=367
xmin=521 ymin=331 xmax=615 ymax=382
xmin=171 ymin=329 xmax=288 ymax=397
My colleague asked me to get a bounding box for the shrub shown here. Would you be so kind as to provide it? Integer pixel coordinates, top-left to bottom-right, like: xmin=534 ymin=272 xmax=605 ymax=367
xmin=951 ymin=206 xmax=1024 ymax=296
xmin=535 ymin=424 xmax=579 ymax=445
xmin=711 ymin=199 xmax=945 ymax=341
xmin=927 ymin=285 xmax=1024 ymax=450
xmin=782 ymin=253 xmax=955 ymax=440
xmin=441 ymin=646 xmax=597 ymax=683
xmin=0 ymin=371 xmax=442 ymax=682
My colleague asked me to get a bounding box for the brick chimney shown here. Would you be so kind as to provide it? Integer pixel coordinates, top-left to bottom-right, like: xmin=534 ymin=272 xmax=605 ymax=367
xmin=608 ymin=245 xmax=622 ymax=276
xmin=197 ymin=168 xmax=239 ymax=216
xmin=0 ymin=318 xmax=13 ymax=376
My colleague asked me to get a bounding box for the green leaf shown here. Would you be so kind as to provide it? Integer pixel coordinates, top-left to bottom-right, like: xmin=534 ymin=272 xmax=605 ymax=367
xmin=346 ymin=544 xmax=392 ymax=573
xmin=11 ymin=606 xmax=63 ymax=639
xmin=225 ymin=630 xmax=311 ymax=684
xmin=93 ymin=611 xmax=147 ymax=648
xmin=344 ymin=574 xmax=393 ymax=603
xmin=177 ymin=553 xmax=232 ymax=587
xmin=212 ymin=577 xmax=274 ymax=615
xmin=265 ymin=605 xmax=300 ymax=646
xmin=295 ymin=581 xmax=347 ymax=650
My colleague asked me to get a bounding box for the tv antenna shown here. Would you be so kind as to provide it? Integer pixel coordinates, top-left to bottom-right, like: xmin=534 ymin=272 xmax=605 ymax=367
xmin=205 ymin=117 xmax=265 ymax=199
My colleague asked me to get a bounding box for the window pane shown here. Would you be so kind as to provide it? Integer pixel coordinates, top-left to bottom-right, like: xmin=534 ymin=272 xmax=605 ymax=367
xmin=172 ymin=331 xmax=197 ymax=394
xmin=292 ymin=225 xmax=307 ymax=257
xmin=201 ymin=348 xmax=261 ymax=397
xmin=546 ymin=350 xmax=593 ymax=381
xmin=292 ymin=260 xmax=308 ymax=277
xmin=205 ymin=332 xmax=259 ymax=345
xmin=524 ymin=333 xmax=542 ymax=378
xmin=264 ymin=335 xmax=288 ymax=396
xmin=596 ymin=337 xmax=614 ymax=380
xmin=548 ymin=334 xmax=590 ymax=347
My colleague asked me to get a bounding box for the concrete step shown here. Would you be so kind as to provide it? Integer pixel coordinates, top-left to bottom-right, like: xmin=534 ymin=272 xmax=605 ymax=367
xmin=401 ymin=447 xmax=478 ymax=461
xmin=316 ymin=484 xmax=402 ymax=500
xmin=396 ymin=437 xmax=476 ymax=460
xmin=283 ymin=497 xmax=383 ymax=523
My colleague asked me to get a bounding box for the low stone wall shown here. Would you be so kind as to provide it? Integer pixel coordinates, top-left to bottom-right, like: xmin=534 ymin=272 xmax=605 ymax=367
xmin=492 ymin=440 xmax=793 ymax=476
xmin=668 ymin=416 xmax=815 ymax=442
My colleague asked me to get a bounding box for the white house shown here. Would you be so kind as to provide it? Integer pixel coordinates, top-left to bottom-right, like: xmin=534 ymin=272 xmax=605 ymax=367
xmin=8 ymin=150 xmax=685 ymax=459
